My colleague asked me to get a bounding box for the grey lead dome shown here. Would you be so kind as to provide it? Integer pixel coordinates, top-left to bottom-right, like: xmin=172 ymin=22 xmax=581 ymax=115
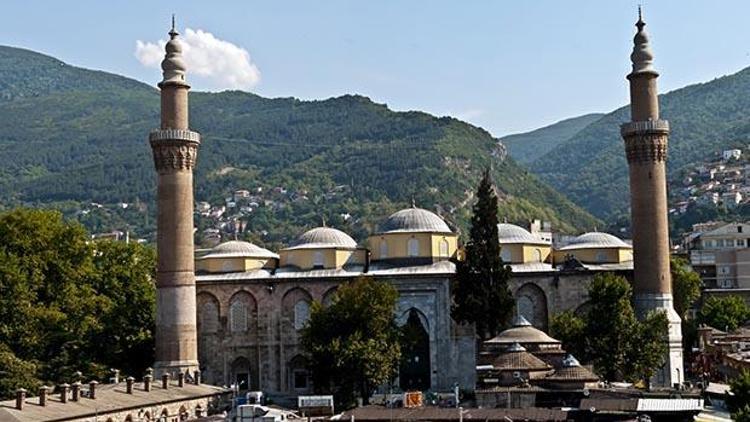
xmin=381 ymin=207 xmax=452 ymax=234
xmin=199 ymin=240 xmax=279 ymax=260
xmin=286 ymin=227 xmax=358 ymax=250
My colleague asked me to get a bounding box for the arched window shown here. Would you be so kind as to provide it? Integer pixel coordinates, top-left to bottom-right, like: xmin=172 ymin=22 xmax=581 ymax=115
xmin=313 ymin=251 xmax=325 ymax=268
xmin=439 ymin=239 xmax=449 ymax=258
xmin=533 ymin=248 xmax=542 ymax=263
xmin=500 ymin=247 xmax=512 ymax=263
xmin=230 ymin=300 xmax=248 ymax=333
xmin=125 ymin=415 xmax=134 ymax=422
xmin=222 ymin=260 xmax=234 ymax=272
xmin=408 ymin=238 xmax=420 ymax=257
xmin=379 ymin=240 xmax=388 ymax=259
xmin=596 ymin=251 xmax=608 ymax=263
xmin=294 ymin=300 xmax=310 ymax=330
xmin=198 ymin=300 xmax=219 ymax=334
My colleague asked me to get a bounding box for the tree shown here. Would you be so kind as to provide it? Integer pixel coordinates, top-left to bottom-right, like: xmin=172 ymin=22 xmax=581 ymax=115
xmin=551 ymin=273 xmax=668 ymax=385
xmin=728 ymin=370 xmax=750 ymax=420
xmin=671 ymin=256 xmax=701 ymax=318
xmin=0 ymin=208 xmax=156 ymax=399
xmin=300 ymin=277 xmax=401 ymax=408
xmin=453 ymin=168 xmax=514 ymax=340
xmin=549 ymin=310 xmax=586 ymax=360
xmin=698 ymin=295 xmax=750 ymax=332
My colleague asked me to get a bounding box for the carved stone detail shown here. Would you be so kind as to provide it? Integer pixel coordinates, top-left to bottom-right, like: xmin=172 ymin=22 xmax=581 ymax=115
xmin=623 ymin=133 xmax=668 ymax=164
xmin=151 ymin=140 xmax=199 ymax=172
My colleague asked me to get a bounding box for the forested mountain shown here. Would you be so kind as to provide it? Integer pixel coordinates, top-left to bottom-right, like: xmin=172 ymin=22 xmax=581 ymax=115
xmin=0 ymin=46 xmax=598 ymax=245
xmin=501 ymin=113 xmax=604 ymax=164
xmin=522 ymin=66 xmax=750 ymax=222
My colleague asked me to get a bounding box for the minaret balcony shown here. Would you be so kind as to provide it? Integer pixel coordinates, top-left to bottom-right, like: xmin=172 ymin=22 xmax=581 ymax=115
xmin=149 ymin=128 xmax=201 ymax=144
xmin=620 ymin=119 xmax=669 ymax=137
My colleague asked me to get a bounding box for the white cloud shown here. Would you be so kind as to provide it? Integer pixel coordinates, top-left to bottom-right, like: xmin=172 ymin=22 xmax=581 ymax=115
xmin=135 ymin=28 xmax=261 ymax=91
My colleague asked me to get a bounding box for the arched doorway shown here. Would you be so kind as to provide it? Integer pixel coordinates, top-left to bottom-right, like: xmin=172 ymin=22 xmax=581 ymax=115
xmin=399 ymin=309 xmax=430 ymax=391
xmin=231 ymin=357 xmax=252 ymax=391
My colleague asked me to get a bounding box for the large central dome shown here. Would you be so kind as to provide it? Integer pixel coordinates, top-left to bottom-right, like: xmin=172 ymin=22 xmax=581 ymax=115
xmin=381 ymin=207 xmax=452 ymax=234
xmin=286 ymin=227 xmax=357 ymax=250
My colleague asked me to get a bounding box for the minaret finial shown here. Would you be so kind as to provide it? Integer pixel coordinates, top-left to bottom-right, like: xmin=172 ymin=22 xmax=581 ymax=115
xmin=170 ymin=14 xmax=178 ymax=37
xmin=321 ymin=215 xmax=327 ymax=227
xmin=629 ymin=5 xmax=656 ymax=76
xmin=160 ymin=15 xmax=187 ymax=85
xmin=411 ymin=197 xmax=416 ymax=208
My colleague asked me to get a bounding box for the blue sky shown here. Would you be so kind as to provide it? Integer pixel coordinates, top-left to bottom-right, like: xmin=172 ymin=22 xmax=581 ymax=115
xmin=2 ymin=1 xmax=750 ymax=135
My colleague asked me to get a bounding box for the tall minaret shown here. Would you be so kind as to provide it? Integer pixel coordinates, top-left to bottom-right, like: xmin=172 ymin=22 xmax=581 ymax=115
xmin=149 ymin=18 xmax=201 ymax=377
xmin=621 ymin=9 xmax=683 ymax=387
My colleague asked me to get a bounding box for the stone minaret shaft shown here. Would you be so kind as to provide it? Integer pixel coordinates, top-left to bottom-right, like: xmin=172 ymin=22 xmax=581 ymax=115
xmin=150 ymin=22 xmax=201 ymax=377
xmin=621 ymin=11 xmax=683 ymax=387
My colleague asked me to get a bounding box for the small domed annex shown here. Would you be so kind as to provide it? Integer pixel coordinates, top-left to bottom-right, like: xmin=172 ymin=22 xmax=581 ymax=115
xmin=199 ymin=240 xmax=278 ymax=259
xmin=380 ymin=207 xmax=452 ymax=234
xmin=559 ymin=232 xmax=631 ymax=250
xmin=196 ymin=240 xmax=278 ymax=273
xmin=484 ymin=315 xmax=561 ymax=346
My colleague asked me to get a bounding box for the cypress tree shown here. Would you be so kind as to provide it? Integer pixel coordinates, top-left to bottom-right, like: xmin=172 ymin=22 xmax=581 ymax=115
xmin=453 ymin=168 xmax=514 ymax=340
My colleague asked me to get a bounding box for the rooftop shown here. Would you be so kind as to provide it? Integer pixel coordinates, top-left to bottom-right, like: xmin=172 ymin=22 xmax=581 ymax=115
xmin=497 ymin=223 xmax=549 ymax=245
xmin=283 ymin=227 xmax=357 ymax=250
xmin=484 ymin=315 xmax=561 ymax=345
xmin=379 ymin=207 xmax=452 ymax=234
xmin=197 ymin=240 xmax=278 ymax=260
xmin=558 ymin=232 xmax=631 ymax=251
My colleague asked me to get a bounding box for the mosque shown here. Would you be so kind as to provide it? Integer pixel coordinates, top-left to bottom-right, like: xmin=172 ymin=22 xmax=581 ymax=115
xmin=193 ymin=207 xmax=634 ymax=395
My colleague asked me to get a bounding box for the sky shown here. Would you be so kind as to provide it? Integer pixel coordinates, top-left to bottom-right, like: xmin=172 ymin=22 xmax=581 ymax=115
xmin=2 ymin=1 xmax=750 ymax=136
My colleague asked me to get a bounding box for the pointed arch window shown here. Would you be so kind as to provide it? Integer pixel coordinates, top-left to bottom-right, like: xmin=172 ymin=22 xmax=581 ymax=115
xmin=230 ymin=300 xmax=248 ymax=333
xmin=438 ymin=239 xmax=449 ymax=257
xmin=380 ymin=240 xmax=388 ymax=259
xmin=313 ymin=251 xmax=325 ymax=268
xmin=294 ymin=300 xmax=310 ymax=330
xmin=199 ymin=301 xmax=219 ymax=333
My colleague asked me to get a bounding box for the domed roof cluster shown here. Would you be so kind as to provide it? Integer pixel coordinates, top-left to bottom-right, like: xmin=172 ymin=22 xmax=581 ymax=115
xmin=558 ymin=232 xmax=631 ymax=251
xmin=485 ymin=315 xmax=561 ymax=345
xmin=380 ymin=207 xmax=452 ymax=234
xmin=199 ymin=240 xmax=278 ymax=260
xmin=497 ymin=223 xmax=549 ymax=245
xmin=285 ymin=227 xmax=358 ymax=250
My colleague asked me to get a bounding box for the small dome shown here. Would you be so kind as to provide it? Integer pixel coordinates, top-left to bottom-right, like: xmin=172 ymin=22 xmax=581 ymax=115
xmin=380 ymin=207 xmax=452 ymax=234
xmin=286 ymin=227 xmax=357 ymax=250
xmin=198 ymin=240 xmax=278 ymax=260
xmin=491 ymin=342 xmax=552 ymax=372
xmin=545 ymin=355 xmax=598 ymax=382
xmin=497 ymin=223 xmax=548 ymax=245
xmin=559 ymin=232 xmax=631 ymax=251
xmin=484 ymin=315 xmax=561 ymax=345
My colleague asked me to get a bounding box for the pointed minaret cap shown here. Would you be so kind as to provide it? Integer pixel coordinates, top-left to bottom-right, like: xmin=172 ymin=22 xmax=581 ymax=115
xmin=629 ymin=6 xmax=657 ymax=76
xmin=160 ymin=14 xmax=188 ymax=86
xmin=511 ymin=314 xmax=532 ymax=327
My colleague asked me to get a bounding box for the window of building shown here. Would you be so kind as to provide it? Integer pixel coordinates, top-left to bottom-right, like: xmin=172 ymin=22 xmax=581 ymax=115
xmin=199 ymin=301 xmax=219 ymax=333
xmin=500 ymin=248 xmax=512 ymax=263
xmin=294 ymin=300 xmax=310 ymax=330
xmin=533 ymin=249 xmax=542 ymax=263
xmin=721 ymin=266 xmax=731 ymax=274
xmin=739 ymin=226 xmax=744 ymax=233
xmin=738 ymin=239 xmax=746 ymax=248
xmin=293 ymin=370 xmax=308 ymax=390
xmin=407 ymin=238 xmax=419 ymax=257
xmin=596 ymin=251 xmax=608 ymax=263
xmin=312 ymin=251 xmax=325 ymax=268
xmin=380 ymin=240 xmax=388 ymax=259
xmin=439 ymin=239 xmax=449 ymax=257
xmin=230 ymin=300 xmax=248 ymax=333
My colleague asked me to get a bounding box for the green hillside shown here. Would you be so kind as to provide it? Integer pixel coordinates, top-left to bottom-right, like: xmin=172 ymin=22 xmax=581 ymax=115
xmin=501 ymin=113 xmax=604 ymax=164
xmin=0 ymin=46 xmax=599 ymax=245
xmin=529 ymin=66 xmax=750 ymax=221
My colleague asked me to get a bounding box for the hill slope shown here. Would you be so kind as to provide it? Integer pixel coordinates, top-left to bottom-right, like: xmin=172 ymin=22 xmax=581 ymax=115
xmin=0 ymin=46 xmax=599 ymax=244
xmin=528 ymin=66 xmax=750 ymax=221
xmin=501 ymin=113 xmax=604 ymax=164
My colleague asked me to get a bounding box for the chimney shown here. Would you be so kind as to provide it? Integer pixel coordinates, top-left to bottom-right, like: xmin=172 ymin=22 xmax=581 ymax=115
xmin=193 ymin=370 xmax=201 ymax=385
xmin=126 ymin=376 xmax=134 ymax=394
xmin=15 ymin=388 xmax=26 ymax=410
xmin=89 ymin=381 xmax=98 ymax=399
xmin=162 ymin=373 xmax=170 ymax=389
xmin=60 ymin=383 xmax=69 ymax=403
xmin=71 ymin=382 xmax=81 ymax=402
xmin=144 ymin=374 xmax=152 ymax=392
xmin=178 ymin=371 xmax=185 ymax=387
xmin=39 ymin=386 xmax=49 ymax=406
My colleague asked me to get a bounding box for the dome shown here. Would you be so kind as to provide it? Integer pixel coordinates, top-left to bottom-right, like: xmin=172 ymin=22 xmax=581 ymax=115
xmin=559 ymin=232 xmax=631 ymax=251
xmin=491 ymin=342 xmax=551 ymax=371
xmin=484 ymin=315 xmax=561 ymax=345
xmin=380 ymin=207 xmax=452 ymax=234
xmin=198 ymin=240 xmax=278 ymax=260
xmin=497 ymin=223 xmax=548 ymax=245
xmin=286 ymin=227 xmax=357 ymax=250
xmin=545 ymin=355 xmax=599 ymax=382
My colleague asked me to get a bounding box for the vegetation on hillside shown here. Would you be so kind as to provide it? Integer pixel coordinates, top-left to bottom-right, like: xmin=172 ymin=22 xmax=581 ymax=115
xmin=0 ymin=45 xmax=598 ymax=246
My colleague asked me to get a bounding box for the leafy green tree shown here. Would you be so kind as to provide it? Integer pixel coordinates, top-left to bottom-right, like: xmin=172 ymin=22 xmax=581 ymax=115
xmin=549 ymin=310 xmax=586 ymax=360
xmin=453 ymin=169 xmax=514 ymax=340
xmin=671 ymin=256 xmax=701 ymax=318
xmin=728 ymin=370 xmax=750 ymax=419
xmin=698 ymin=295 xmax=750 ymax=332
xmin=627 ymin=311 xmax=669 ymax=388
xmin=0 ymin=208 xmax=156 ymax=399
xmin=301 ymin=277 xmax=401 ymax=408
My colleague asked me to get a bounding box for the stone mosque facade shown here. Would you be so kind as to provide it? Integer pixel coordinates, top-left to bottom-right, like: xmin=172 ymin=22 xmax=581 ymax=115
xmin=192 ymin=210 xmax=635 ymax=395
